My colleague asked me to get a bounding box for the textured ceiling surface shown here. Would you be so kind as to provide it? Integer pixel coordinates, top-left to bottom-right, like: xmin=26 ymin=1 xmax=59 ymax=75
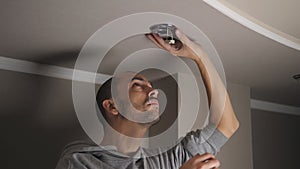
xmin=0 ymin=0 xmax=299 ymax=107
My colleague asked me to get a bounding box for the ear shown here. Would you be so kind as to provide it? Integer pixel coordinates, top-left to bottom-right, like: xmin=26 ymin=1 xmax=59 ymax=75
xmin=102 ymin=99 xmax=119 ymax=116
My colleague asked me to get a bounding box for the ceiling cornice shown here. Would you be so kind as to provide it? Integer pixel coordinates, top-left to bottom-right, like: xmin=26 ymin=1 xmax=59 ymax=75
xmin=203 ymin=0 xmax=300 ymax=51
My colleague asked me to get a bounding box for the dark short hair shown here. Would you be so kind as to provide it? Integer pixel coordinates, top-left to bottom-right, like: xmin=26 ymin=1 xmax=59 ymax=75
xmin=96 ymin=77 xmax=113 ymax=122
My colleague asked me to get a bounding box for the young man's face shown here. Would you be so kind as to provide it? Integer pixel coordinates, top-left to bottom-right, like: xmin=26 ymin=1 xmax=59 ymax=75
xmin=115 ymin=73 xmax=160 ymax=124
xmin=129 ymin=74 xmax=159 ymax=112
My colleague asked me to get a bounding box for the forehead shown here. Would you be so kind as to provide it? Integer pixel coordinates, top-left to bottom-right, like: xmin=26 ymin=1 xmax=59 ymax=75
xmin=114 ymin=73 xmax=151 ymax=85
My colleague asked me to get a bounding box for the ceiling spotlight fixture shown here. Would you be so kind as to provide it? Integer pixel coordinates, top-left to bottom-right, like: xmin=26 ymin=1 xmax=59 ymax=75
xmin=292 ymin=74 xmax=300 ymax=81
xmin=149 ymin=23 xmax=183 ymax=50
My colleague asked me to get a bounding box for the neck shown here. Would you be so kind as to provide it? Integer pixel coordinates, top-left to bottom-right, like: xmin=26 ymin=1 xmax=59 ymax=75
xmin=100 ymin=120 xmax=149 ymax=155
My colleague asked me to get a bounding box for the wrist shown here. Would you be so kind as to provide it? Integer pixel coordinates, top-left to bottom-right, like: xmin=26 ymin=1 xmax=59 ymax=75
xmin=186 ymin=46 xmax=198 ymax=61
xmin=186 ymin=44 xmax=206 ymax=62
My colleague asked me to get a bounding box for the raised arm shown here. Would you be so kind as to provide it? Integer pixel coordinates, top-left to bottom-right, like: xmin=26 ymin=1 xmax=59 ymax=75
xmin=146 ymin=29 xmax=239 ymax=138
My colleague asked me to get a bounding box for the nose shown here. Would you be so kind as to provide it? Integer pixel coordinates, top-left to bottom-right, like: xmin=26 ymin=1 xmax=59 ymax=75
xmin=148 ymin=88 xmax=158 ymax=98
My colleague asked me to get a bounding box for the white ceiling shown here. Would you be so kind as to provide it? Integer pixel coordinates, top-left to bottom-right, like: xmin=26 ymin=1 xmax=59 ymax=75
xmin=0 ymin=0 xmax=299 ymax=107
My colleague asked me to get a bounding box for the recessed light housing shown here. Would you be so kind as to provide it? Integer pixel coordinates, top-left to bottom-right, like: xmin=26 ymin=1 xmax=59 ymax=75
xmin=292 ymin=74 xmax=300 ymax=80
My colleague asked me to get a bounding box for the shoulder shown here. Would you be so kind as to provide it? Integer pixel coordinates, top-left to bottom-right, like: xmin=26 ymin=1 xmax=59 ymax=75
xmin=59 ymin=140 xmax=98 ymax=157
xmin=55 ymin=140 xmax=105 ymax=169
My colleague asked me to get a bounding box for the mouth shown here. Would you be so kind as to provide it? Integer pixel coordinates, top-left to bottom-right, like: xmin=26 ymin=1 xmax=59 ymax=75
xmin=146 ymin=99 xmax=159 ymax=106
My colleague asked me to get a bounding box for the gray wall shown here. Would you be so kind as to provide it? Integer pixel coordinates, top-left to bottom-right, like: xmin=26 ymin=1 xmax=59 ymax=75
xmin=0 ymin=70 xmax=88 ymax=169
xmin=251 ymin=109 xmax=300 ymax=169
xmin=217 ymin=83 xmax=253 ymax=169
xmin=174 ymin=77 xmax=254 ymax=169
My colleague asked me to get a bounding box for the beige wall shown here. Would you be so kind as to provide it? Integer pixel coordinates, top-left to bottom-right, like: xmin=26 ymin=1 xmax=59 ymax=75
xmin=217 ymin=83 xmax=253 ymax=169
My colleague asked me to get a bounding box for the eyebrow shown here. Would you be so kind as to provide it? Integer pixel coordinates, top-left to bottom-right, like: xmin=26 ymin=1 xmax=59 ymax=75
xmin=131 ymin=77 xmax=153 ymax=87
xmin=131 ymin=77 xmax=145 ymax=82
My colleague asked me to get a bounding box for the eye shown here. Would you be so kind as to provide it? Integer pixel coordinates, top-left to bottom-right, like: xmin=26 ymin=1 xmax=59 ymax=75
xmin=132 ymin=83 xmax=141 ymax=88
xmin=132 ymin=83 xmax=144 ymax=91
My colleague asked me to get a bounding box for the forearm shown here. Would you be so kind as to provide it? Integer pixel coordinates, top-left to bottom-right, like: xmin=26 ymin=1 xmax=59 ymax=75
xmin=188 ymin=46 xmax=239 ymax=138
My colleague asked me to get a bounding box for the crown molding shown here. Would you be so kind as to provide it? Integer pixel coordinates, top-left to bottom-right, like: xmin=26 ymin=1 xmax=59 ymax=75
xmin=203 ymin=0 xmax=300 ymax=51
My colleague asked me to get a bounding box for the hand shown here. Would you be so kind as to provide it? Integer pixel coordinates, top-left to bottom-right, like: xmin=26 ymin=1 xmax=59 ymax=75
xmin=145 ymin=29 xmax=200 ymax=60
xmin=179 ymin=153 xmax=220 ymax=169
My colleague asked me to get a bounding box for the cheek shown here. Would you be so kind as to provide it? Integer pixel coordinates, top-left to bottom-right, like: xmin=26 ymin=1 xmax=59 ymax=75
xmin=129 ymin=92 xmax=147 ymax=107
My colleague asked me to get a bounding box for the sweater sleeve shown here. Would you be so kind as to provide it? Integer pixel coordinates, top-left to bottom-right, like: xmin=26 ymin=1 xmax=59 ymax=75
xmin=181 ymin=123 xmax=228 ymax=156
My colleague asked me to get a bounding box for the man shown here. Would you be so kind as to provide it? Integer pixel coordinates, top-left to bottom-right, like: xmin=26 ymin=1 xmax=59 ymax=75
xmin=56 ymin=29 xmax=239 ymax=169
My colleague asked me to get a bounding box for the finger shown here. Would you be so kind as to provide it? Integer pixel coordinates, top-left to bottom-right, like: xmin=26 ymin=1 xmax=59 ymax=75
xmin=145 ymin=33 xmax=164 ymax=49
xmin=201 ymin=159 xmax=220 ymax=169
xmin=151 ymin=33 xmax=173 ymax=51
xmin=192 ymin=153 xmax=215 ymax=163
